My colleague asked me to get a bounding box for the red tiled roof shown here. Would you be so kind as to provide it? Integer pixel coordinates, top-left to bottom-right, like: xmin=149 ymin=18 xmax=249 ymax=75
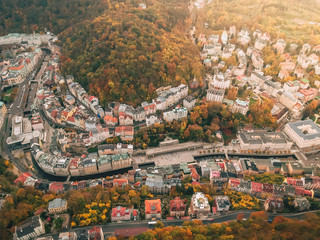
xmin=170 ymin=197 xmax=186 ymax=212
xmin=15 ymin=172 xmax=32 ymax=184
xmin=251 ymin=182 xmax=262 ymax=192
xmin=298 ymin=88 xmax=317 ymax=96
xmin=111 ymin=206 xmax=130 ymax=217
xmin=49 ymin=182 xmax=64 ymax=192
xmin=115 ymin=126 xmax=125 ymax=133
xmin=9 ymin=65 xmax=24 ymax=71
xmin=145 ymin=199 xmax=161 ymax=214
xmin=104 ymin=115 xmax=117 ymax=123
xmin=61 ymin=111 xmax=68 ymax=117
xmin=134 ymin=182 xmax=141 ymax=187
xmin=34 ymin=208 xmax=45 ymax=216
xmin=113 ymin=178 xmax=128 ymax=187
xmin=190 ymin=168 xmax=200 ymax=180
xmin=89 ymin=96 xmax=97 ymax=102
xmin=67 ymin=116 xmax=75 ymax=122
xmin=132 ymin=209 xmax=138 ymax=217
xmin=143 ymin=104 xmax=156 ymax=111
xmin=88 ymin=226 xmax=103 ymax=240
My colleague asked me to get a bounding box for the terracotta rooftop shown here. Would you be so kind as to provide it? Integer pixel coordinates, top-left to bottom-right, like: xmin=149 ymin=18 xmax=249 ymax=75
xmin=145 ymin=199 xmax=161 ymax=214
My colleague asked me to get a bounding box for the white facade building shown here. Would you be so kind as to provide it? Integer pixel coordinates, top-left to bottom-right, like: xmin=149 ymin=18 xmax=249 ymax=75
xmin=284 ymin=120 xmax=320 ymax=149
xmin=163 ymin=108 xmax=188 ymax=122
xmin=206 ymin=89 xmax=224 ymax=103
xmin=232 ymin=98 xmax=250 ymax=115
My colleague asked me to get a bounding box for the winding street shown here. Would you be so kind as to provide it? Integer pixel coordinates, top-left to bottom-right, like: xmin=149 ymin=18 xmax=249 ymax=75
xmin=39 ymin=210 xmax=318 ymax=239
xmin=0 ymin=52 xmax=47 ymax=173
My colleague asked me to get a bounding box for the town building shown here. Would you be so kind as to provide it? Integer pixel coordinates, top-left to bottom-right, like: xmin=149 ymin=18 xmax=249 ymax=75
xmin=145 ymin=199 xmax=162 ymax=220
xmin=163 ymin=107 xmax=187 ymax=122
xmin=283 ymin=81 xmax=300 ymax=93
xmin=113 ymin=178 xmax=129 ymax=187
xmin=255 ymin=38 xmax=267 ymax=51
xmin=209 ymin=73 xmax=230 ymax=90
xmin=103 ymin=115 xmax=118 ymax=126
xmin=146 ymin=114 xmax=160 ymax=127
xmin=264 ymin=197 xmax=284 ymax=212
xmin=14 ymin=216 xmax=45 ymax=240
xmin=88 ymin=226 xmax=104 ymax=240
xmin=298 ymin=88 xmax=317 ymax=102
xmin=133 ymin=107 xmax=146 ymax=122
xmin=232 ymin=98 xmax=250 ymax=115
xmin=237 ymin=130 xmax=293 ymax=151
xmin=279 ymin=92 xmax=298 ymax=110
xmin=111 ymin=206 xmax=139 ymax=222
xmin=273 ymin=39 xmax=287 ymax=53
xmin=115 ymin=126 xmax=134 ymax=141
xmin=189 ymin=192 xmax=211 ymax=218
xmin=215 ymin=196 xmax=231 ymax=212
xmin=293 ymin=197 xmax=310 ymax=211
xmin=58 ymin=232 xmax=77 ymax=240
xmin=48 ymin=198 xmax=67 ymax=214
xmin=183 ymin=96 xmax=196 ymax=110
xmin=169 ymin=197 xmax=186 ymax=218
xmin=206 ymin=89 xmax=224 ymax=103
xmin=284 ymin=120 xmax=320 ymax=149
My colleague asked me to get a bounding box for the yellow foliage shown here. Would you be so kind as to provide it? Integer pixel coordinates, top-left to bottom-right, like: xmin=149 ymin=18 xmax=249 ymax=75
xmin=99 ymin=203 xmax=106 ymax=208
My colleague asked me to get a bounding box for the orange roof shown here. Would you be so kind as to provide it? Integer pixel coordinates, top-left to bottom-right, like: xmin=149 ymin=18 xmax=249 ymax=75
xmin=14 ymin=172 xmax=32 ymax=184
xmin=104 ymin=115 xmax=118 ymax=123
xmin=145 ymin=199 xmax=161 ymax=214
xmin=9 ymin=65 xmax=24 ymax=71
xmin=61 ymin=111 xmax=68 ymax=117
xmin=113 ymin=178 xmax=128 ymax=187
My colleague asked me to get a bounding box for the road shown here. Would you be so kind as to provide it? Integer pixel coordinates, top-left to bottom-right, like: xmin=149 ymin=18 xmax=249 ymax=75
xmin=40 ymin=210 xmax=317 ymax=239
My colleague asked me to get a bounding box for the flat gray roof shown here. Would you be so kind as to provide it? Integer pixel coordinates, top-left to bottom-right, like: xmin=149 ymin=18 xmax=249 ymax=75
xmin=286 ymin=120 xmax=320 ymax=140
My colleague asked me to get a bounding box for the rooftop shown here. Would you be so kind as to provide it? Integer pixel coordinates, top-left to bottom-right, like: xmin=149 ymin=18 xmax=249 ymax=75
xmin=286 ymin=120 xmax=320 ymax=140
xmin=48 ymin=198 xmax=67 ymax=210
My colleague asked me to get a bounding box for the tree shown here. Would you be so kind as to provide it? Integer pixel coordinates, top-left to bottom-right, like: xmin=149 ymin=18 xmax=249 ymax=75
xmin=155 ymin=221 xmax=164 ymax=228
xmin=226 ymin=87 xmax=237 ymax=100
xmin=54 ymin=217 xmax=64 ymax=230
xmin=237 ymin=213 xmax=244 ymax=221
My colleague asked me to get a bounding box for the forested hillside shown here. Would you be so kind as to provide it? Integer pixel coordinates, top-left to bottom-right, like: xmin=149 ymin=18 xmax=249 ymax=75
xmin=0 ymin=0 xmax=107 ymax=34
xmin=59 ymin=0 xmax=203 ymax=106
xmin=195 ymin=0 xmax=320 ymax=43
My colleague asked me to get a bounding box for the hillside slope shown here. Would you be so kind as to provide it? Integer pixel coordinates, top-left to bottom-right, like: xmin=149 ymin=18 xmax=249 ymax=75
xmin=59 ymin=0 xmax=203 ymax=105
xmin=0 ymin=0 xmax=107 ymax=34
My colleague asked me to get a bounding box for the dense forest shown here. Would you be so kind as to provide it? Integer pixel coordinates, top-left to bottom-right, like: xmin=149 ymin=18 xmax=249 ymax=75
xmin=0 ymin=0 xmax=107 ymax=34
xmin=59 ymin=0 xmax=203 ymax=106
xmin=0 ymin=0 xmax=203 ymax=106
